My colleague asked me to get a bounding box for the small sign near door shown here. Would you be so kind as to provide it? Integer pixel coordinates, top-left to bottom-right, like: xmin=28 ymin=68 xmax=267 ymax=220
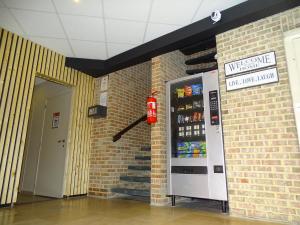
xmin=52 ymin=112 xmax=60 ymax=128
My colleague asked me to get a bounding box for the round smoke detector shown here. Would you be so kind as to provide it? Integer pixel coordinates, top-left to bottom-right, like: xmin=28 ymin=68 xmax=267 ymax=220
xmin=211 ymin=10 xmax=222 ymax=24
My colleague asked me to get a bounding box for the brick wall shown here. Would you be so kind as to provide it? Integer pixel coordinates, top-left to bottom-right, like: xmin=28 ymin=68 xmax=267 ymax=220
xmin=216 ymin=7 xmax=300 ymax=224
xmin=150 ymin=50 xmax=187 ymax=205
xmin=89 ymin=62 xmax=151 ymax=197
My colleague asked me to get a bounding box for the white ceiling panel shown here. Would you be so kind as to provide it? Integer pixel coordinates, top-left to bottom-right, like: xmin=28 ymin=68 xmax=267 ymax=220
xmin=61 ymin=15 xmax=105 ymax=42
xmin=150 ymin=0 xmax=201 ymax=25
xmin=192 ymin=0 xmax=247 ymax=22
xmin=1 ymin=0 xmax=55 ymax=12
xmin=70 ymin=40 xmax=106 ymax=59
xmin=105 ymin=19 xmax=146 ymax=44
xmin=29 ymin=36 xmax=74 ymax=57
xmin=11 ymin=9 xmax=65 ymax=38
xmin=0 ymin=8 xmax=24 ymax=36
xmin=103 ymin=0 xmax=152 ymax=22
xmin=52 ymin=0 xmax=102 ymax=17
xmin=0 ymin=0 xmax=247 ymax=60
xmin=144 ymin=23 xmax=180 ymax=42
xmin=107 ymin=43 xmax=137 ymax=58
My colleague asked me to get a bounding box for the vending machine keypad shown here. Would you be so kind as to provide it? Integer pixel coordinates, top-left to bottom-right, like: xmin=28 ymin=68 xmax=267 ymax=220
xmin=209 ymin=90 xmax=220 ymax=126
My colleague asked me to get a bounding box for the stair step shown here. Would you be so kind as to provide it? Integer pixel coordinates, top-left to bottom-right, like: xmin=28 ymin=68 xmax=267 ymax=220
xmin=111 ymin=188 xmax=150 ymax=197
xmin=141 ymin=146 xmax=151 ymax=152
xmin=180 ymin=37 xmax=216 ymax=55
xmin=186 ymin=65 xmax=218 ymax=75
xmin=185 ymin=52 xmax=216 ymax=65
xmin=120 ymin=176 xmax=150 ymax=183
xmin=135 ymin=156 xmax=151 ymax=160
xmin=128 ymin=165 xmax=150 ymax=171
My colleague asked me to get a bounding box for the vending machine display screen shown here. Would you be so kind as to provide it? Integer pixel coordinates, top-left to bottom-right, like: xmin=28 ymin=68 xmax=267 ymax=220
xmin=170 ymin=77 xmax=206 ymax=158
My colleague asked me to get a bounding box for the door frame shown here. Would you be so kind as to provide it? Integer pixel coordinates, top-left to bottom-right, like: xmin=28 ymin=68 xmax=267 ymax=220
xmin=284 ymin=28 xmax=300 ymax=146
xmin=22 ymin=76 xmax=75 ymax=198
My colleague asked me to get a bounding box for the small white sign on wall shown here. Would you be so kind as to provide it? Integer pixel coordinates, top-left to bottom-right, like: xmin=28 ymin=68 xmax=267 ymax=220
xmin=226 ymin=68 xmax=279 ymax=91
xmin=225 ymin=51 xmax=276 ymax=76
xmin=100 ymin=76 xmax=109 ymax=91
xmin=100 ymin=92 xmax=108 ymax=106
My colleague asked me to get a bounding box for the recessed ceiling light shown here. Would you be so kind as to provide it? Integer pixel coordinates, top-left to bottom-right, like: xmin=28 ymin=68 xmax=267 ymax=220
xmin=74 ymin=0 xmax=80 ymax=3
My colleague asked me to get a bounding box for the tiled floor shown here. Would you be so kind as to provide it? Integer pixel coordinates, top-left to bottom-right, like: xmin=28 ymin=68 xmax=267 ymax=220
xmin=0 ymin=197 xmax=281 ymax=225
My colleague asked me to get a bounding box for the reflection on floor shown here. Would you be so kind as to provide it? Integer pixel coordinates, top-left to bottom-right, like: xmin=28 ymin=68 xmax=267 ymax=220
xmin=16 ymin=192 xmax=54 ymax=205
xmin=0 ymin=197 xmax=281 ymax=225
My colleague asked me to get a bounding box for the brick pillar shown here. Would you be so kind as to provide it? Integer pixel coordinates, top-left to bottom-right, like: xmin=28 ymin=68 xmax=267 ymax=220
xmin=150 ymin=51 xmax=186 ymax=205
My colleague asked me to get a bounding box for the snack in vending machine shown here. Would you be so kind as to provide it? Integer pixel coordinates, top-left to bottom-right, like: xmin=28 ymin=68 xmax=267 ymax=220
xmin=193 ymin=112 xmax=202 ymax=122
xmin=191 ymin=84 xmax=202 ymax=95
xmin=185 ymin=131 xmax=192 ymax=137
xmin=177 ymin=141 xmax=202 ymax=158
xmin=184 ymin=85 xmax=192 ymax=97
xmin=193 ymin=100 xmax=202 ymax=109
xmin=178 ymin=115 xmax=185 ymax=124
xmin=177 ymin=105 xmax=185 ymax=111
xmin=177 ymin=88 xmax=185 ymax=98
xmin=185 ymin=104 xmax=193 ymax=110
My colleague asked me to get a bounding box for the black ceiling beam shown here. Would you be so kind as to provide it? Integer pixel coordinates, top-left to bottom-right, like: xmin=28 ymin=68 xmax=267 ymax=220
xmin=65 ymin=0 xmax=300 ymax=78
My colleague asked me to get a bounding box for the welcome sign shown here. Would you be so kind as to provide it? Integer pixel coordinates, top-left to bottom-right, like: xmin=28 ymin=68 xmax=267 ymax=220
xmin=224 ymin=52 xmax=276 ymax=76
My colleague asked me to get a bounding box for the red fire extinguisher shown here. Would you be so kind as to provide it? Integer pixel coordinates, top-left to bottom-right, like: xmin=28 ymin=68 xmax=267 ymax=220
xmin=147 ymin=91 xmax=158 ymax=124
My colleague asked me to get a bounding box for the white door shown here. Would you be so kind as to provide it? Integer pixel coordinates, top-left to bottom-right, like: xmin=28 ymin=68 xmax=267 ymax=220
xmin=292 ymin=38 xmax=300 ymax=145
xmin=285 ymin=30 xmax=300 ymax=146
xmin=34 ymin=90 xmax=72 ymax=198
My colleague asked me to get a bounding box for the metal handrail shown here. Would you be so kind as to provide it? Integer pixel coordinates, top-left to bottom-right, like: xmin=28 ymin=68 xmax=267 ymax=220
xmin=112 ymin=114 xmax=147 ymax=142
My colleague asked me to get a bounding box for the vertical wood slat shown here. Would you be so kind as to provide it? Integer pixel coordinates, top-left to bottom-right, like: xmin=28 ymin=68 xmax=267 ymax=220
xmin=0 ymin=29 xmax=8 ymax=73
xmin=66 ymin=70 xmax=79 ymax=195
xmin=12 ymin=44 xmax=39 ymax=203
xmin=6 ymin=40 xmax=31 ymax=203
xmin=86 ymin=79 xmax=93 ymax=194
xmin=72 ymin=71 xmax=82 ymax=195
xmin=58 ymin=55 xmax=63 ymax=82
xmin=45 ymin=49 xmax=51 ymax=76
xmin=40 ymin=47 xmax=47 ymax=75
xmin=56 ymin=54 xmax=62 ymax=81
xmin=0 ymin=32 xmax=14 ymax=129
xmin=3 ymin=41 xmax=33 ymax=204
xmin=0 ymin=35 xmax=19 ymax=202
xmin=1 ymin=36 xmax=23 ymax=204
xmin=83 ymin=76 xmax=93 ymax=193
xmin=77 ymin=73 xmax=85 ymax=194
xmin=0 ymin=28 xmax=94 ymax=205
xmin=79 ymin=75 xmax=86 ymax=194
xmin=52 ymin=52 xmax=58 ymax=79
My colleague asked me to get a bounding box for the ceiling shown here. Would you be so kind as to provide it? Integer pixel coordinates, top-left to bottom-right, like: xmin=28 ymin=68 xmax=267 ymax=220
xmin=0 ymin=0 xmax=247 ymax=60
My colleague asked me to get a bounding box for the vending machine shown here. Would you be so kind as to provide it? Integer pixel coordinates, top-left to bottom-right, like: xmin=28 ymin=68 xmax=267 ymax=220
xmin=166 ymin=70 xmax=228 ymax=212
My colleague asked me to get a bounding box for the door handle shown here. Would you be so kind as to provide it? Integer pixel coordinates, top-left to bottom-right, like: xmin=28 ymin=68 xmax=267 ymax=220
xmin=57 ymin=139 xmax=65 ymax=143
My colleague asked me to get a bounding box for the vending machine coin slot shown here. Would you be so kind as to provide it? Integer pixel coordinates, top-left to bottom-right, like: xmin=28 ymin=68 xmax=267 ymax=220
xmin=209 ymin=90 xmax=220 ymax=126
xmin=213 ymin=165 xmax=224 ymax=173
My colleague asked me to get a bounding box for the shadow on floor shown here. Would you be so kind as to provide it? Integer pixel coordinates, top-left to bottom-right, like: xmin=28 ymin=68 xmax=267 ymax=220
xmin=16 ymin=192 xmax=55 ymax=205
xmin=114 ymin=195 xmax=224 ymax=213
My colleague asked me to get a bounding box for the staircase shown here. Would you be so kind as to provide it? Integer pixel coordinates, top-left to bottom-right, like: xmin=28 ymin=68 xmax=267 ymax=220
xmin=111 ymin=146 xmax=151 ymax=199
xmin=179 ymin=36 xmax=217 ymax=75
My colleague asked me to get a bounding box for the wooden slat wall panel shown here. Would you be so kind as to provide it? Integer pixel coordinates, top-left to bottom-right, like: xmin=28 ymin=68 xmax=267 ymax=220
xmin=0 ymin=28 xmax=94 ymax=205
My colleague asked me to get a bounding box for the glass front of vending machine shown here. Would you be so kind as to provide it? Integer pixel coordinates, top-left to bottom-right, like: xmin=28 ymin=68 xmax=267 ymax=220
xmin=166 ymin=70 xmax=228 ymax=212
